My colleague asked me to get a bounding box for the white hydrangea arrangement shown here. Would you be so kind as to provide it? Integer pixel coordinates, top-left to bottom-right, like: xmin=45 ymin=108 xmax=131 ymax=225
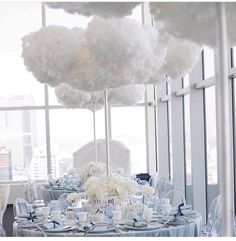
xmin=84 ymin=175 xmax=139 ymax=205
xmin=80 ymin=161 xmax=106 ymax=183
xmin=67 ymin=168 xmax=78 ymax=177
xmin=84 ymin=176 xmax=108 ymax=204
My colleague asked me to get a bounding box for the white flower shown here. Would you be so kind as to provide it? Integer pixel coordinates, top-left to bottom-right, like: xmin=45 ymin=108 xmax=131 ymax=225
xmin=84 ymin=176 xmax=107 ymax=203
xmin=80 ymin=161 xmax=106 ymax=183
xmin=142 ymin=185 xmax=156 ymax=197
xmin=67 ymin=168 xmax=78 ymax=177
xmin=67 ymin=192 xmax=86 ymax=203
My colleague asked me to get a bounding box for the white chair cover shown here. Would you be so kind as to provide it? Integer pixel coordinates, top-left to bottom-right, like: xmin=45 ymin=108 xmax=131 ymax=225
xmin=0 ymin=184 xmax=10 ymax=224
xmin=73 ymin=139 xmax=131 ymax=175
xmin=13 ymin=198 xmax=33 ymax=218
xmin=163 ymin=189 xmax=187 ymax=207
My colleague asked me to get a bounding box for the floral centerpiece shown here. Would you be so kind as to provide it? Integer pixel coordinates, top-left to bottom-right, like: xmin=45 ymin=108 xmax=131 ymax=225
xmin=67 ymin=168 xmax=78 ymax=177
xmin=80 ymin=161 xmax=106 ymax=183
xmin=84 ymin=175 xmax=139 ymax=207
xmin=67 ymin=192 xmax=86 ymax=207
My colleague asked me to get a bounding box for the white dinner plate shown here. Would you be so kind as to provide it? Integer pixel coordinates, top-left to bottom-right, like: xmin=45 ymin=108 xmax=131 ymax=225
xmin=123 ymin=223 xmax=162 ymax=231
xmin=84 ymin=225 xmax=115 ymax=233
xmin=44 ymin=225 xmax=77 ymax=233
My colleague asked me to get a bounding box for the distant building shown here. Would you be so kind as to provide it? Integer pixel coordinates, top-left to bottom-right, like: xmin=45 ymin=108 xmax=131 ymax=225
xmin=0 ymin=146 xmax=12 ymax=180
xmin=0 ymin=95 xmax=36 ymax=180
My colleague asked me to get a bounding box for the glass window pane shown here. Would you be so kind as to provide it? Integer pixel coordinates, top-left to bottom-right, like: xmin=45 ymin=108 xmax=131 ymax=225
xmin=205 ymin=86 xmax=219 ymax=208
xmin=49 ymin=108 xmax=105 ymax=178
xmin=111 ymin=107 xmax=146 ymax=174
xmin=0 ymin=2 xmax=44 ymax=107
xmin=0 ymin=110 xmax=46 ymax=181
xmin=45 ymin=4 xmax=92 ymax=28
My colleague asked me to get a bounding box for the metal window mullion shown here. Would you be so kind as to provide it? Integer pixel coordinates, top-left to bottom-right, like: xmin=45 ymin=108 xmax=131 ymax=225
xmin=156 ymin=82 xmax=170 ymax=179
xmin=230 ymin=47 xmax=236 ymax=216
xmin=41 ymin=3 xmax=52 ymax=176
xmin=171 ymin=78 xmax=186 ymax=195
xmin=189 ymin=52 xmax=207 ymax=224
xmin=144 ymin=85 xmax=156 ymax=174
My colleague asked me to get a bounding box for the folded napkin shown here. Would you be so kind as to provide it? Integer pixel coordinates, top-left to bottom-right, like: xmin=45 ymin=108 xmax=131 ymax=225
xmin=125 ymin=220 xmax=148 ymax=228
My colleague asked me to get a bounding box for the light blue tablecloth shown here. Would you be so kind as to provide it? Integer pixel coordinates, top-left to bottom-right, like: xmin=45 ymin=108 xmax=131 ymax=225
xmin=13 ymin=213 xmax=202 ymax=237
xmin=41 ymin=187 xmax=74 ymax=203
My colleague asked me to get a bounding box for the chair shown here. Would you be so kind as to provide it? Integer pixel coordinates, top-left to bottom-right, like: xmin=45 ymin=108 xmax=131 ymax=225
xmin=17 ymin=219 xmax=47 ymax=237
xmin=163 ymin=189 xmax=187 ymax=207
xmin=22 ymin=179 xmax=40 ymax=204
xmin=156 ymin=177 xmax=174 ymax=199
xmin=205 ymin=195 xmax=222 ymax=236
xmin=73 ymin=139 xmax=131 ymax=175
xmin=0 ymin=184 xmax=10 ymax=224
xmin=13 ymin=198 xmax=33 ymax=219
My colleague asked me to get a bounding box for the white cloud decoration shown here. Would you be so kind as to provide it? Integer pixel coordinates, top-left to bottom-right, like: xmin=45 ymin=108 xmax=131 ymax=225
xmin=150 ymin=2 xmax=236 ymax=47
xmin=55 ymin=83 xmax=145 ymax=111
xmin=22 ymin=17 xmax=167 ymax=92
xmin=46 ymin=2 xmax=141 ymax=18
xmin=22 ymin=25 xmax=82 ymax=87
xmin=158 ymin=35 xmax=202 ymax=81
xmin=109 ymin=85 xmax=145 ymax=105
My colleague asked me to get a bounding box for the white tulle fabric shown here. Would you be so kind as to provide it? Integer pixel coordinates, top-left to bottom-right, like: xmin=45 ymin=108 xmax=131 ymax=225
xmin=150 ymin=2 xmax=236 ymax=47
xmin=0 ymin=185 xmax=10 ymax=224
xmin=22 ymin=17 xmax=167 ymax=92
xmin=55 ymin=83 xmax=145 ymax=110
xmin=46 ymin=2 xmax=141 ymax=18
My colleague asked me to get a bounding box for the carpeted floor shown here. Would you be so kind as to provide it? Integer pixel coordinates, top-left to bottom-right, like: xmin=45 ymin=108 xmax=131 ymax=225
xmin=3 ymin=205 xmax=14 ymax=237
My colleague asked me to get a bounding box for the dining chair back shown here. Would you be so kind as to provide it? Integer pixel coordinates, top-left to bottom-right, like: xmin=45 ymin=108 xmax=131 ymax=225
xmin=73 ymin=139 xmax=131 ymax=175
xmin=206 ymin=195 xmax=221 ymax=236
xmin=156 ymin=177 xmax=174 ymax=199
xmin=13 ymin=198 xmax=33 ymax=218
xmin=163 ymin=189 xmax=187 ymax=207
xmin=0 ymin=184 xmax=10 ymax=224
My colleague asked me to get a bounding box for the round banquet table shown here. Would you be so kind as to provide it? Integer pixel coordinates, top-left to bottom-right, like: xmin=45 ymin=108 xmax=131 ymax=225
xmin=13 ymin=213 xmax=202 ymax=237
xmin=41 ymin=187 xmax=74 ymax=204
